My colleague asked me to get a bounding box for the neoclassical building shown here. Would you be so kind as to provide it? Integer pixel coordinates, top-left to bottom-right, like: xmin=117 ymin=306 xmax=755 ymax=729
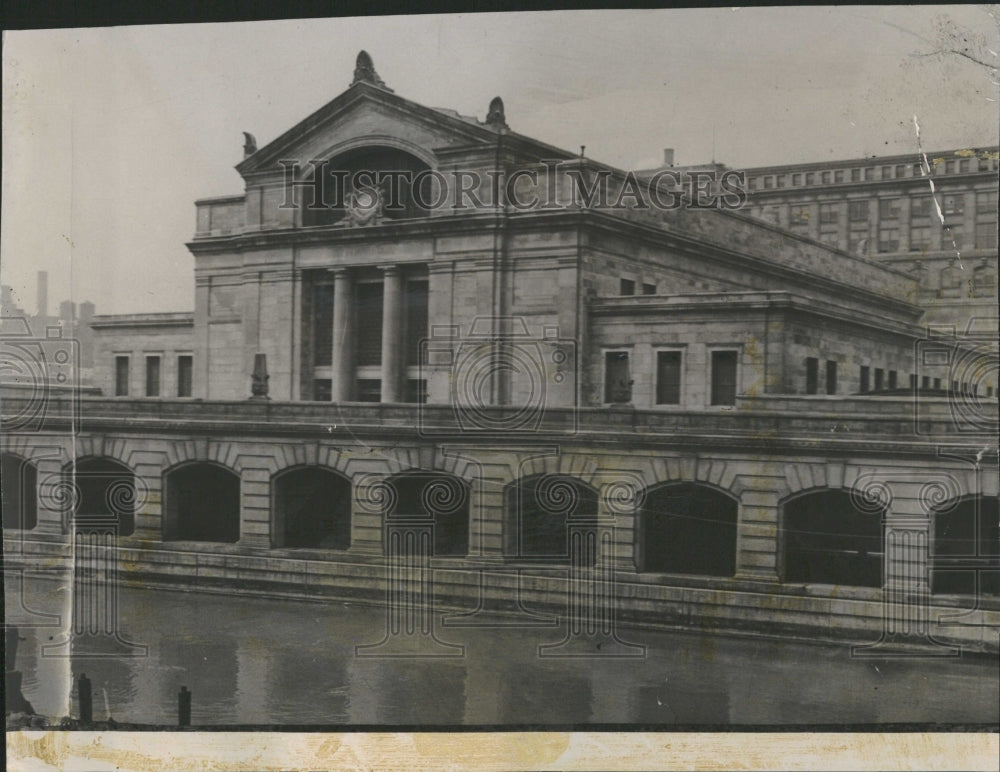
xmin=3 ymin=53 xmax=997 ymax=650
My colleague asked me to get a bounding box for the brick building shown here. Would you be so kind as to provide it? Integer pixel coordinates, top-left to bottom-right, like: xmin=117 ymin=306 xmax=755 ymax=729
xmin=4 ymin=53 xmax=997 ymax=648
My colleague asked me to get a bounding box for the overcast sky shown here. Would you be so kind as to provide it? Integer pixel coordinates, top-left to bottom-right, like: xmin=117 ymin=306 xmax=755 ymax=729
xmin=2 ymin=7 xmax=998 ymax=315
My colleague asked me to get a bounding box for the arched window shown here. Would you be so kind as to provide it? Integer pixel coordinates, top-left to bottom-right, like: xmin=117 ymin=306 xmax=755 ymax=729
xmin=506 ymin=474 xmax=598 ymax=563
xmin=301 ymin=146 xmax=433 ymax=227
xmin=639 ymin=483 xmax=738 ymax=577
xmin=933 ymin=495 xmax=999 ymax=596
xmin=1 ymin=453 xmax=37 ymax=531
xmin=782 ymin=490 xmax=883 ymax=587
xmin=385 ymin=471 xmax=469 ymax=556
xmin=164 ymin=463 xmax=240 ymax=543
xmin=69 ymin=457 xmax=136 ymax=536
xmin=273 ymin=467 xmax=351 ymax=549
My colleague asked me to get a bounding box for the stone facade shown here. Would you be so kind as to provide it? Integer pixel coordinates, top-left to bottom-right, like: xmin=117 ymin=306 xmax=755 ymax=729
xmin=7 ymin=53 xmax=998 ymax=648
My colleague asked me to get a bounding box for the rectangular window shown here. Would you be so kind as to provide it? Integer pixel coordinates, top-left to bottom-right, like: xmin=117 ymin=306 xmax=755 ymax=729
xmin=604 ymin=351 xmax=631 ymax=403
xmin=912 ymin=163 xmax=923 ymax=177
xmin=145 ymin=356 xmax=160 ymax=397
xmin=790 ymin=207 xmax=809 ymax=226
xmin=933 ymin=377 xmax=942 ymax=390
xmin=895 ymin=164 xmax=906 ymax=179
xmin=804 ymin=172 xmax=814 ymax=185
xmin=114 ymin=356 xmax=129 ymax=396
xmin=922 ymin=375 xmax=930 ymax=390
xmin=878 ymin=226 xmax=900 ymax=253
xmin=642 ymin=282 xmax=657 ymax=295
xmin=312 ymin=378 xmax=332 ymax=401
xmin=792 ymin=173 xmax=802 ymax=185
xmin=860 ymin=366 xmax=870 ymax=394
xmin=656 ymin=351 xmax=682 ymax=405
xmin=620 ymin=278 xmax=635 ymax=296
xmin=910 ymin=226 xmax=931 ymax=251
xmin=763 ymin=176 xmax=773 ymax=189
xmin=748 ymin=177 xmax=757 ymax=191
xmin=977 ymin=191 xmax=998 ymax=216
xmin=404 ymin=279 xmax=429 ymax=366
xmin=878 ymin=198 xmax=900 ymax=219
xmin=805 ymin=357 xmax=819 ymax=395
xmin=945 ymin=160 xmax=955 ymax=174
xmin=851 ymin=168 xmax=861 ymax=182
xmin=888 ymin=370 xmax=897 ymax=390
xmin=776 ymin=175 xmax=785 ymax=188
xmin=874 ymin=368 xmax=884 ymax=391
xmin=405 ymin=378 xmax=427 ymax=404
xmin=911 ymin=196 xmax=932 ymax=218
xmin=943 ymin=194 xmax=965 ymax=216
xmin=849 ymin=200 xmax=868 ymax=221
xmin=946 ymin=224 xmax=964 ymax=249
xmin=355 ymin=282 xmax=384 ymax=367
xmin=848 ymin=232 xmax=868 ymax=254
xmin=312 ymin=282 xmax=334 ymax=367
xmin=819 ymin=203 xmax=838 ymax=224
xmin=881 ymin=166 xmax=892 ymax=180
xmin=826 ymin=360 xmax=838 ymax=395
xmin=834 ymin=170 xmax=844 ymax=183
xmin=909 ymin=374 xmax=917 ymax=390
xmin=959 ymin=159 xmax=970 ymax=173
xmin=177 ymin=355 xmax=193 ymax=397
xmin=821 ymin=171 xmax=831 ymax=184
xmin=979 ymin=157 xmax=992 ymax=172
xmin=356 ymin=379 xmax=381 ymax=402
xmin=975 ymin=222 xmax=997 ymax=249
xmin=710 ymin=350 xmax=738 ymax=406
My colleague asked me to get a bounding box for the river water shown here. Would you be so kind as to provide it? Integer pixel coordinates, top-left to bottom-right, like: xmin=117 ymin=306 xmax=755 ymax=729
xmin=6 ymin=578 xmax=998 ymax=726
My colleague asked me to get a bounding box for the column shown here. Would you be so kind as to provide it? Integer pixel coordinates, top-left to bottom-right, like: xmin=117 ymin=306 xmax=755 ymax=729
xmin=380 ymin=265 xmax=403 ymax=403
xmin=330 ymin=268 xmax=353 ymax=402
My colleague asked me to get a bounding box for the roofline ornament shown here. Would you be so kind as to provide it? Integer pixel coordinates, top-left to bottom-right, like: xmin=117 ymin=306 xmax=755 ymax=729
xmin=352 ymin=50 xmax=391 ymax=91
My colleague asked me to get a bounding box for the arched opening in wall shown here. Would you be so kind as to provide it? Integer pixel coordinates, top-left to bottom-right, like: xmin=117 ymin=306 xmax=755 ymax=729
xmin=301 ymin=146 xmax=433 ymax=227
xmin=639 ymin=483 xmax=738 ymax=577
xmin=781 ymin=490 xmax=883 ymax=588
xmin=68 ymin=457 xmax=136 ymax=536
xmin=1 ymin=453 xmax=37 ymax=531
xmin=273 ymin=467 xmax=351 ymax=549
xmin=932 ymin=495 xmax=999 ymax=596
xmin=506 ymin=474 xmax=598 ymax=564
xmin=164 ymin=463 xmax=239 ymax=543
xmin=385 ymin=471 xmax=470 ymax=556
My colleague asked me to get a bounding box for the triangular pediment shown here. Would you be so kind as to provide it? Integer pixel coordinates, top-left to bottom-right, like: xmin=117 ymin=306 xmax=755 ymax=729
xmin=237 ymin=81 xmax=512 ymax=178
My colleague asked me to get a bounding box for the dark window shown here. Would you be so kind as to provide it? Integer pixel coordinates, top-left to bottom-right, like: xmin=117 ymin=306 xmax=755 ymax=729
xmin=910 ymin=226 xmax=931 ymax=251
xmin=934 ymin=377 xmax=942 ymax=390
xmin=165 ymin=463 xmax=239 ymax=543
xmin=71 ymin=457 xmax=136 ymax=537
xmin=405 ymin=378 xmax=427 ymax=404
xmin=620 ymin=278 xmax=635 ymax=296
xmin=959 ymin=159 xmax=970 ymax=173
xmin=312 ymin=283 xmax=334 ymax=367
xmin=804 ymin=173 xmax=814 ymax=185
xmin=273 ymin=467 xmax=350 ymax=549
xmin=860 ymin=366 xmax=870 ymax=394
xmin=932 ymin=496 xmax=999 ymax=595
xmin=877 ymin=226 xmax=900 ymax=253
xmin=355 ymin=282 xmax=384 ymax=367
xmin=909 ymin=374 xmax=917 ymax=390
xmin=404 ymin=279 xmax=429 ymax=366
xmin=922 ymin=375 xmax=930 ymax=390
xmin=848 ymin=200 xmax=868 ymax=221
xmin=312 ymin=379 xmax=332 ymax=401
xmin=821 ymin=171 xmax=831 ymax=184
xmin=507 ymin=475 xmax=598 ymax=564
xmin=976 ymin=191 xmax=998 ymax=215
xmin=656 ymin=351 xmax=682 ymax=405
xmin=895 ymin=164 xmax=906 ymax=178
xmin=710 ymin=350 xmax=738 ymax=406
xmin=145 ymin=356 xmax=160 ymax=397
xmin=356 ymin=379 xmax=381 ymax=402
xmin=975 ymin=222 xmax=997 ymax=249
xmin=851 ymin=168 xmax=861 ymax=182
xmin=943 ymin=194 xmax=965 ymax=216
xmin=819 ymin=204 xmax=838 ymax=224
xmin=826 ymin=360 xmax=838 ymax=395
xmin=604 ymin=351 xmax=631 ymax=403
xmin=878 ymin=198 xmax=900 ymax=219
xmin=874 ymin=368 xmax=884 ymax=391
xmin=1 ymin=454 xmax=37 ymax=530
xmin=834 ymin=170 xmax=844 ymax=183
xmin=114 ymin=356 xmax=129 ymax=396
xmin=388 ymin=472 xmax=470 ymax=557
xmin=177 ymin=355 xmax=193 ymax=397
xmin=888 ymin=370 xmax=897 ymax=390
xmin=642 ymin=282 xmax=657 ymax=295
xmin=782 ymin=490 xmax=884 ymax=588
xmin=639 ymin=483 xmax=738 ymax=577
xmin=805 ymin=357 xmax=819 ymax=395
xmin=911 ymin=197 xmax=932 ymax=218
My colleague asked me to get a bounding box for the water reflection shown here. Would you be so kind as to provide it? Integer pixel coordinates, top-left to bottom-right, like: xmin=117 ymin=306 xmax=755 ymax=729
xmin=6 ymin=578 xmax=998 ymax=726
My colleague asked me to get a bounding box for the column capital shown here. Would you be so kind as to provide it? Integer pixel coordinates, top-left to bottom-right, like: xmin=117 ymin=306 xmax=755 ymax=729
xmin=380 ymin=264 xmax=401 ymax=277
xmin=330 ymin=266 xmax=350 ymax=277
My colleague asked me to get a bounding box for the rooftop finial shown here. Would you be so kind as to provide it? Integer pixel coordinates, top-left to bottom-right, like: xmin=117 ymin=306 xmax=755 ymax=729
xmin=352 ymin=50 xmax=388 ymax=89
xmin=486 ymin=96 xmax=507 ymax=129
